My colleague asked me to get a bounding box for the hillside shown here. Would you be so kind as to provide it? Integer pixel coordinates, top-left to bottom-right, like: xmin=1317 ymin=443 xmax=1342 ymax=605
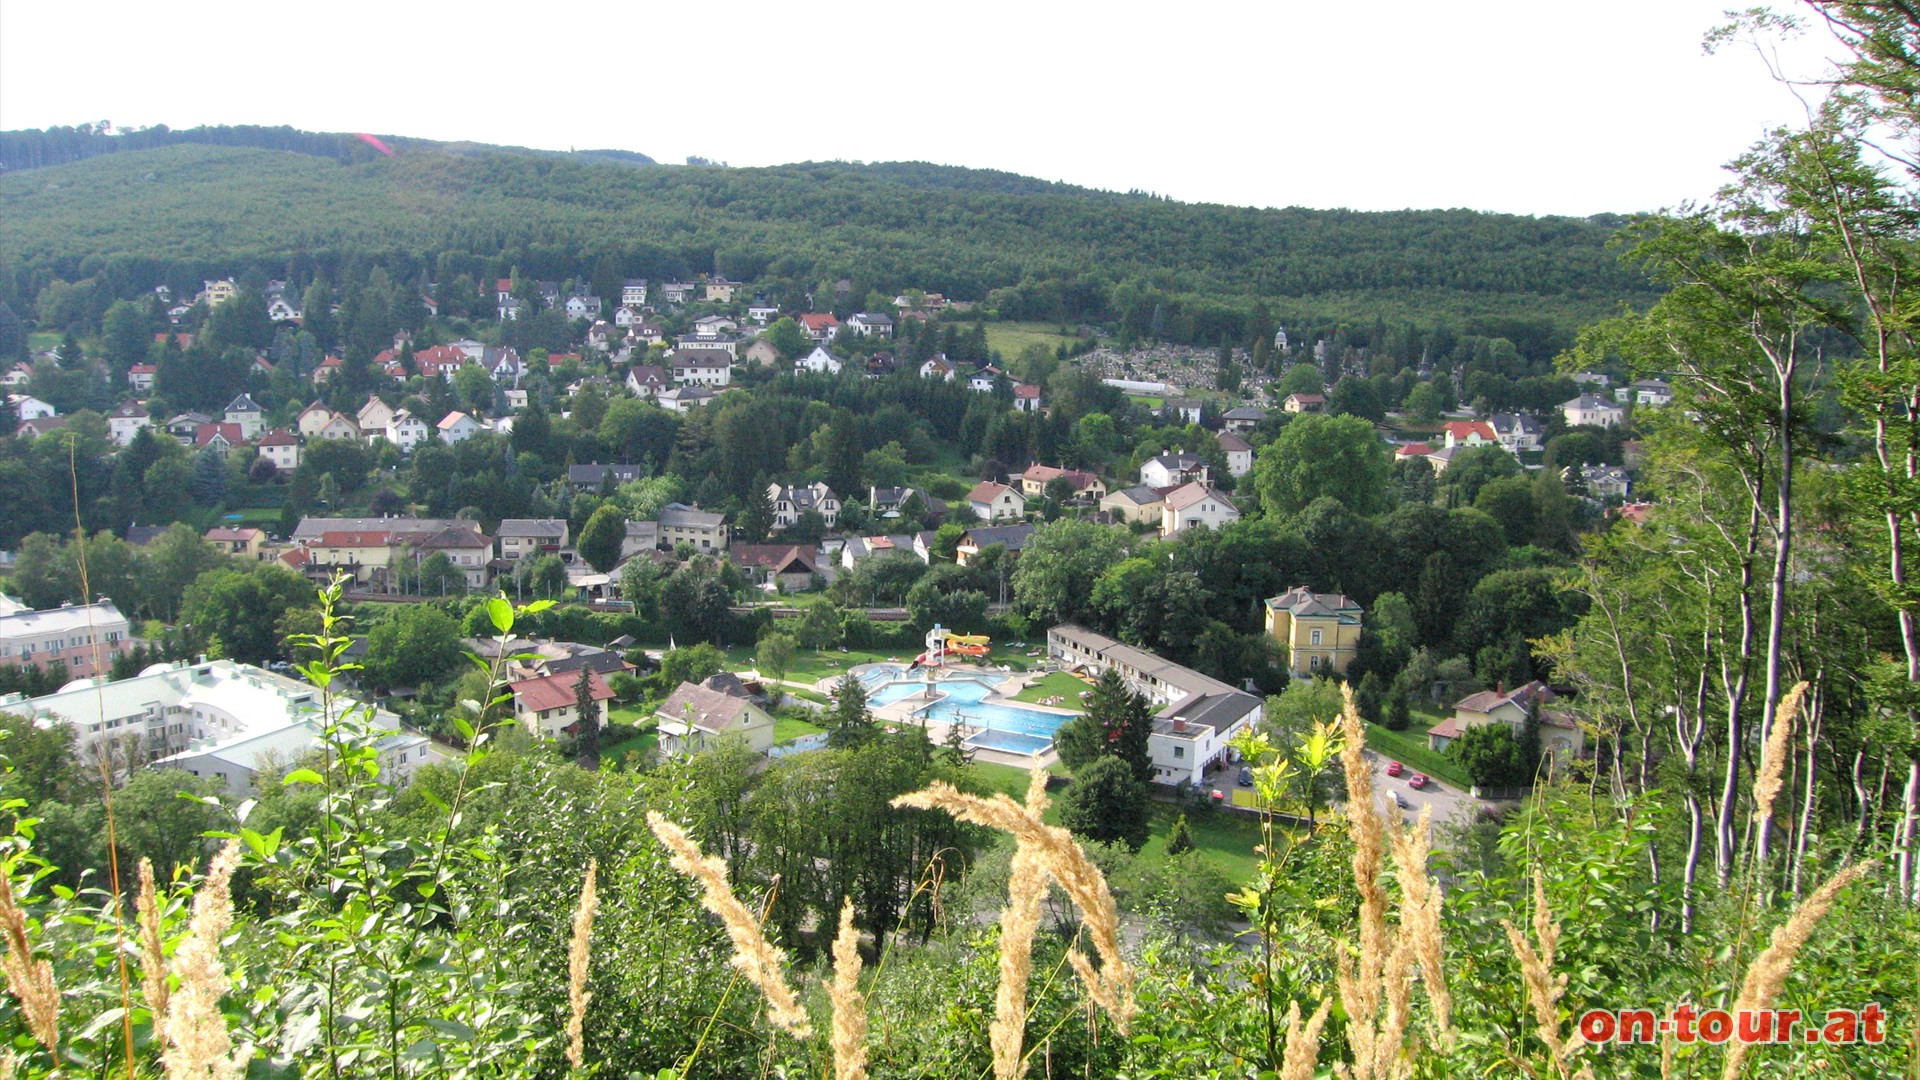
xmin=0 ymin=138 xmax=1658 ymax=345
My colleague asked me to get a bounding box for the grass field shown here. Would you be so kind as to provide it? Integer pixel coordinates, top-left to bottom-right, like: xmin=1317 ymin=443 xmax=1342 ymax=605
xmin=601 ymin=732 xmax=657 ymax=766
xmin=985 ymin=321 xmax=1082 ymax=361
xmin=1363 ymin=722 xmax=1469 ymax=787
xmin=1011 ymin=671 xmax=1090 ymax=706
xmin=773 ymin=715 xmax=824 ymax=743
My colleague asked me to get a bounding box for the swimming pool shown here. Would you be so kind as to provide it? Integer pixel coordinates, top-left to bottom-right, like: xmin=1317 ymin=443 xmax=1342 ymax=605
xmin=865 ymin=674 xmax=1072 ymax=754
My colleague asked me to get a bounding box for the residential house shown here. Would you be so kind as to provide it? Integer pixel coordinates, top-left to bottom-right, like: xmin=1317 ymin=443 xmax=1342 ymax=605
xmin=703 ymin=278 xmax=742 ymax=303
xmin=295 ymin=402 xmax=337 ymax=439
xmin=845 ymin=312 xmax=895 ymax=338
xmin=1224 ymin=405 xmax=1271 ymax=430
xmin=255 ymin=428 xmax=301 ymax=472
xmin=841 ymin=533 xmax=917 ymax=570
xmin=510 ymin=670 xmax=616 ymax=740
xmin=1140 ymin=452 xmax=1210 ymax=489
xmin=956 ymin=523 xmax=1033 ymax=566
xmin=497 ymin=519 xmax=569 ymax=563
xmin=0 ymin=362 xmax=31 ymax=389
xmin=13 ymin=416 xmax=68 ymax=439
xmin=767 ymin=481 xmax=842 ymax=529
xmin=659 ymin=281 xmax=696 ymax=304
xmin=742 ymin=338 xmax=782 ymax=366
xmin=1160 ymin=482 xmax=1239 ymax=537
xmin=1439 ymin=420 xmax=1497 ymax=449
xmin=1282 ymin=393 xmax=1326 ymax=415
xmin=1624 ymin=379 xmax=1673 ymax=407
xmin=568 ymin=464 xmax=649 ymax=492
xmin=657 ymin=386 xmax=716 ymax=413
xmin=193 ymin=423 xmax=245 ymax=456
xmin=1163 ymin=398 xmax=1203 ymax=425
xmin=1425 ymin=681 xmax=1585 ymax=761
xmin=658 ymin=503 xmax=730 ymax=552
xmin=692 ymin=315 xmax=738 ymax=338
xmin=730 ymin=545 xmax=820 ymax=592
xmin=564 ymin=294 xmax=602 ymax=320
xmin=625 ymin=364 xmax=670 ymax=398
xmin=0 ymin=594 xmax=135 ymax=680
xmin=1217 ymin=432 xmax=1253 ymax=477
xmin=919 ymin=356 xmax=957 ymax=381
xmin=1572 ymin=371 xmax=1612 ymax=389
xmin=1489 ymin=412 xmax=1543 ymax=453
xmin=165 ymin=411 xmax=212 ymax=441
xmin=382 ymin=410 xmax=429 ymax=453
xmin=613 ymin=304 xmax=647 ymax=328
xmin=865 ymin=353 xmax=898 ymax=379
xmin=747 ymin=303 xmax=780 ymax=324
xmin=620 ymin=521 xmax=660 ymax=559
xmin=795 ymin=346 xmax=843 ymax=375
xmin=796 ymin=313 xmax=840 ymax=342
xmin=199 ymin=279 xmax=238 ymax=306
xmin=205 ymin=527 xmax=267 ymax=560
xmin=9 ymin=395 xmax=55 ymax=421
xmin=316 ymin=414 xmax=359 ymax=441
xmin=409 ymin=525 xmax=496 ymax=590
xmin=107 ymin=402 xmax=151 ymax=446
xmin=1263 ymin=586 xmax=1363 ymax=677
xmin=357 ymin=396 xmax=396 ymax=435
xmin=671 ymin=352 xmax=733 ymax=386
xmin=1099 ymin=485 xmax=1166 ymax=525
xmin=654 ymin=681 xmax=776 ymax=757
xmin=1016 ymin=465 xmax=1107 ymax=502
xmin=965 ymin=482 xmax=1027 ymax=522
xmin=1580 ymin=464 xmax=1631 ymax=500
xmin=437 ymin=411 xmax=483 ymax=445
xmin=127 ymin=363 xmax=157 ymax=393
xmin=1046 ymin=625 xmax=1263 ymax=788
xmin=1012 ymin=383 xmax=1043 ymax=413
xmin=621 ymin=279 xmax=649 ymax=306
xmin=1560 ymin=394 xmax=1625 ymax=429
xmin=868 ymin=486 xmax=931 ymax=520
xmin=311 ymin=355 xmax=344 ymax=385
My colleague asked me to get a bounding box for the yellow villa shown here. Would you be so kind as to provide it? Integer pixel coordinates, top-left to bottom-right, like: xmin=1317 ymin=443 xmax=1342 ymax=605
xmin=1264 ymin=586 xmax=1363 ymax=677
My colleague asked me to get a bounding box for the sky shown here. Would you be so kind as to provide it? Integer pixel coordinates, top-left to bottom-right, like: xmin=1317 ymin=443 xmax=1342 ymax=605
xmin=0 ymin=0 xmax=1845 ymax=217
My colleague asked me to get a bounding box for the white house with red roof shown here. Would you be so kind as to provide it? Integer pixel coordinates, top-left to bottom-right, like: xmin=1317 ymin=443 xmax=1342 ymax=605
xmin=295 ymin=401 xmax=337 ymax=439
xmin=966 ymin=481 xmax=1026 ymax=522
xmin=127 ymin=363 xmax=157 ymax=393
xmin=311 ymin=355 xmax=344 ymax=385
xmin=1426 ymin=681 xmax=1586 ymax=763
xmin=797 ymin=313 xmax=840 ymax=342
xmin=256 ymin=428 xmax=302 ymax=471
xmin=510 ymin=670 xmax=617 ymax=740
xmin=1439 ymin=420 xmax=1497 ymax=449
xmin=194 ymin=422 xmax=245 ymax=455
xmin=1012 ymin=383 xmax=1043 ymax=413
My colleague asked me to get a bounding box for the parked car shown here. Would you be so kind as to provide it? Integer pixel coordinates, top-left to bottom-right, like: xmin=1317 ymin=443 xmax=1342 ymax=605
xmin=1408 ymin=773 xmax=1430 ymax=790
xmin=1386 ymin=760 xmax=1404 ymax=777
xmin=1237 ymin=767 xmax=1253 ymax=787
xmin=1389 ymin=790 xmax=1407 ymax=809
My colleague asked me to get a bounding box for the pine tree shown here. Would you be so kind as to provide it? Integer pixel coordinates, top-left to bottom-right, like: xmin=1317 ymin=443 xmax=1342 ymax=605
xmin=941 ymin=715 xmax=975 ymax=767
xmin=573 ymin=665 xmax=602 ymax=765
xmin=1165 ymin=812 xmax=1195 ymax=856
xmin=826 ymin=673 xmax=875 ymax=748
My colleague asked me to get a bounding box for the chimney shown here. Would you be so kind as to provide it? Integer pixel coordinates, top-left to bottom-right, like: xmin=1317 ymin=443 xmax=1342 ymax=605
xmin=1173 ymin=716 xmax=1187 ymax=733
xmin=1496 ymin=681 xmax=1505 ymax=697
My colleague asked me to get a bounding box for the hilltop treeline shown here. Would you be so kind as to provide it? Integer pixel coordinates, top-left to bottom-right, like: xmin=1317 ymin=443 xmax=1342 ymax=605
xmin=0 ymin=138 xmax=1655 ymax=351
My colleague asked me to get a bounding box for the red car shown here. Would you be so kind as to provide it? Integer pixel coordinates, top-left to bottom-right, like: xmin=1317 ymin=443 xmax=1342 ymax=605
xmin=1386 ymin=761 xmax=1404 ymax=777
xmin=1408 ymin=773 xmax=1430 ymax=790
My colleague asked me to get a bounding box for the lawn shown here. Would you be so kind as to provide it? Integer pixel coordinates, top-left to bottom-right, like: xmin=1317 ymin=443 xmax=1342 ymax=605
xmin=1363 ymin=723 xmax=1469 ymax=788
xmin=1011 ymin=671 xmax=1090 ymax=706
xmin=601 ymin=731 xmax=657 ymax=767
xmin=773 ymin=715 xmax=824 ymax=743
xmin=607 ymin=703 xmax=653 ymax=726
xmin=985 ymin=321 xmax=1082 ymax=361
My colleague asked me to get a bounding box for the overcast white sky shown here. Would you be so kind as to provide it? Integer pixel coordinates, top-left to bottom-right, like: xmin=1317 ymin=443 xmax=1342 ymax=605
xmin=0 ymin=1 xmax=1842 ymax=216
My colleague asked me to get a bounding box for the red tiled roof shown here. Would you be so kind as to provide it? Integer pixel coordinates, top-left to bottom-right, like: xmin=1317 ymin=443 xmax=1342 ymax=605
xmin=1443 ymin=421 xmax=1497 ymax=442
xmin=194 ymin=422 xmax=244 ymax=447
xmin=797 ymin=313 xmax=839 ymax=331
xmin=205 ymin=527 xmax=263 ymax=542
xmin=512 ymin=670 xmax=615 ymax=712
xmin=1396 ymin=443 xmax=1433 ymax=457
xmin=257 ymin=429 xmax=299 ymax=446
xmin=967 ymin=481 xmax=1014 ymax=504
xmin=1427 ymin=718 xmax=1463 ymax=739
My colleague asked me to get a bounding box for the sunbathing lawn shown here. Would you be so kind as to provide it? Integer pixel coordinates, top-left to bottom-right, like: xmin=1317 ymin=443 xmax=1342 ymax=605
xmin=773 ymin=716 xmax=824 ymax=743
xmin=1011 ymin=671 xmax=1090 ymax=707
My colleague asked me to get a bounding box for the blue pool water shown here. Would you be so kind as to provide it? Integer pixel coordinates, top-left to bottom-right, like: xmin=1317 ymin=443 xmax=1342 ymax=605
xmin=863 ymin=674 xmax=1069 ymax=754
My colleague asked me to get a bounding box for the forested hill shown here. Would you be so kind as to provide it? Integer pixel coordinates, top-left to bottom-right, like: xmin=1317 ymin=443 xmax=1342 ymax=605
xmin=0 ymin=138 xmax=1657 ymax=343
xmin=0 ymin=123 xmax=658 ymax=173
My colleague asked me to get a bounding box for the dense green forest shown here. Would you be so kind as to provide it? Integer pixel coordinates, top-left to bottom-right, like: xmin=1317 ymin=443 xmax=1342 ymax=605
xmin=0 ymin=134 xmax=1656 ymax=347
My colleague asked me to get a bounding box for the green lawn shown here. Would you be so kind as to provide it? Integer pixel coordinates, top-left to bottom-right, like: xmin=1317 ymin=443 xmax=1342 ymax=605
xmin=601 ymin=732 xmax=657 ymax=766
xmin=1011 ymin=672 xmax=1090 ymax=706
xmin=607 ymin=704 xmax=653 ymax=726
xmin=1363 ymin=723 xmax=1469 ymax=787
xmin=773 ymin=716 xmax=824 ymax=743
xmin=985 ymin=321 xmax=1082 ymax=360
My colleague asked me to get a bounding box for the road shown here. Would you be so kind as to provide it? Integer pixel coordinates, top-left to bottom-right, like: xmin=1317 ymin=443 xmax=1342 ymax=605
xmin=1360 ymin=749 xmax=1479 ymax=834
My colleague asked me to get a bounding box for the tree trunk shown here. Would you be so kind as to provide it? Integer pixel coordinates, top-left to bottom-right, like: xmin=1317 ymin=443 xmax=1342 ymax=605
xmin=1755 ymin=372 xmax=1794 ymax=871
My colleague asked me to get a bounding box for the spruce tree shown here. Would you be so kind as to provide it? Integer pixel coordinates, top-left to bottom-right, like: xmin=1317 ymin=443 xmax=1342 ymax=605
xmin=573 ymin=665 xmax=602 ymax=765
xmin=827 ymin=673 xmax=875 ymax=748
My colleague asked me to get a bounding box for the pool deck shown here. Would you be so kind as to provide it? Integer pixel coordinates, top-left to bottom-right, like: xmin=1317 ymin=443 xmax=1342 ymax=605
xmin=831 ymin=662 xmax=1081 ymax=768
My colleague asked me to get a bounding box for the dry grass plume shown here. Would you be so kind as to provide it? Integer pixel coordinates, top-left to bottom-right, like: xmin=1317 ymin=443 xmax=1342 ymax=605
xmin=826 ymin=899 xmax=868 ymax=1080
xmin=1279 ymin=998 xmax=1333 ymax=1080
xmin=565 ymin=859 xmax=598 ymax=1071
xmin=646 ymin=811 xmax=813 ymax=1038
xmin=1502 ymin=869 xmax=1592 ymax=1080
xmin=159 ymin=837 xmax=246 ymax=1080
xmin=1718 ymin=860 xmax=1876 ymax=1080
xmin=1752 ymin=681 xmax=1805 ymax=831
xmin=136 ymin=858 xmax=170 ymax=1020
xmin=0 ymin=864 xmax=58 ymax=1052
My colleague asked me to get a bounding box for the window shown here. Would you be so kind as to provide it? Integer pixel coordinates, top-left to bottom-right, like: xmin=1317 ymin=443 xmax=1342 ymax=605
xmin=1310 ymin=628 xmax=1323 ymax=645
xmin=1310 ymin=655 xmax=1321 ymax=670
xmin=1173 ymin=746 xmax=1185 ymax=759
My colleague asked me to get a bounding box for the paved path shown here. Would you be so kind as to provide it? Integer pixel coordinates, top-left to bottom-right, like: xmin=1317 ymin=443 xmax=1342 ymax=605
xmin=1360 ymin=749 xmax=1479 ymax=831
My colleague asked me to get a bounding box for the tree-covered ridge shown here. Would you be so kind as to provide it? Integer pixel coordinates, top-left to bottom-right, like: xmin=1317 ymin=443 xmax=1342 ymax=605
xmin=0 ymin=122 xmax=658 ymax=174
xmin=0 ymin=141 xmax=1657 ymax=338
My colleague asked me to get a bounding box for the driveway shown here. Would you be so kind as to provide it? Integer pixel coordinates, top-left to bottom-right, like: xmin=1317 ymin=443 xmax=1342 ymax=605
xmin=1359 ymin=750 xmax=1480 ymax=834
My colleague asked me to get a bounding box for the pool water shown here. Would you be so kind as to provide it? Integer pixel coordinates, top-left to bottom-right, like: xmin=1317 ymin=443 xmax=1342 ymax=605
xmin=863 ymin=673 xmax=1070 ymax=754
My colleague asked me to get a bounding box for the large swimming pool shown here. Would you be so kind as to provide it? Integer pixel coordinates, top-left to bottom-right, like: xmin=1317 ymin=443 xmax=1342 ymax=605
xmin=864 ymin=673 xmax=1073 ymax=755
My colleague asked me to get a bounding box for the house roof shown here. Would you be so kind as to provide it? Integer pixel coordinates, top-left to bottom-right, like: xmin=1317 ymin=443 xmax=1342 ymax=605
xmin=1012 ymin=383 xmax=1041 ymax=399
xmin=437 ymin=411 xmax=474 ymax=431
xmin=257 ymin=428 xmax=299 ymax=447
xmin=959 ymin=523 xmax=1034 ymax=551
xmin=655 ymin=681 xmax=752 ymax=733
xmin=204 ymin=527 xmax=264 ymax=542
xmin=1217 ymin=432 xmax=1251 ymax=453
xmin=1442 ymin=420 xmax=1498 ymax=443
xmin=1020 ymin=465 xmax=1099 ymax=489
xmin=701 ymin=670 xmax=753 ymax=698
xmin=1562 ymin=394 xmax=1622 ymax=411
xmin=797 ymin=313 xmax=840 ymax=331
xmin=511 ymin=670 xmax=616 ymax=712
xmin=1455 ymin=680 xmax=1553 ymax=716
xmin=497 ymin=518 xmax=567 ymax=539
xmin=1427 ymin=718 xmax=1464 ymax=740
xmin=1265 ymin=585 xmax=1362 ymax=622
xmin=1103 ymin=485 xmax=1163 ymax=507
xmin=1163 ymin=481 xmax=1234 ymax=512
xmin=111 ymin=402 xmax=149 ymax=419
xmin=194 ymin=422 xmax=244 ymax=447
xmin=225 ymin=393 xmax=261 ymax=413
xmin=967 ymin=481 xmax=1018 ymax=504
xmin=659 ymin=503 xmax=726 ymax=529
xmin=730 ymin=544 xmax=818 ymax=574
xmin=1225 ymin=405 xmax=1271 ymax=419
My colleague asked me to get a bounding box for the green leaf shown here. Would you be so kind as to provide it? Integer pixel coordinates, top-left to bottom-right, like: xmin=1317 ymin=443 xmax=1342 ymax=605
xmin=487 ymin=596 xmax=513 ymax=635
xmin=283 ymin=768 xmax=325 ymax=786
